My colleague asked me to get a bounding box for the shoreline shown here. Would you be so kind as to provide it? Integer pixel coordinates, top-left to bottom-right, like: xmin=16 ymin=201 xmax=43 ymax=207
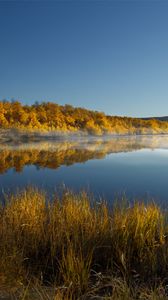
xmin=1 ymin=128 xmax=168 ymax=144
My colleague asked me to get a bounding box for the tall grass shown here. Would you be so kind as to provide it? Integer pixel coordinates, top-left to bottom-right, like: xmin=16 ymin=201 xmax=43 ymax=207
xmin=0 ymin=188 xmax=168 ymax=299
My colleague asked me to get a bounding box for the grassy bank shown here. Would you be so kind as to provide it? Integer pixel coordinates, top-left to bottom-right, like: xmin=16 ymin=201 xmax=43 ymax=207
xmin=1 ymin=188 xmax=168 ymax=299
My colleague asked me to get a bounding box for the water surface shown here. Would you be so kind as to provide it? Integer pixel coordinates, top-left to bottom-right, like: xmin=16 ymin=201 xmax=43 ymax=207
xmin=1 ymin=135 xmax=168 ymax=203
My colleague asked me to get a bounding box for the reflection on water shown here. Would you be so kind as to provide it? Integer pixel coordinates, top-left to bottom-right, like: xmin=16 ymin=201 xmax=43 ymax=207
xmin=1 ymin=135 xmax=168 ymax=173
xmin=1 ymin=135 xmax=168 ymax=203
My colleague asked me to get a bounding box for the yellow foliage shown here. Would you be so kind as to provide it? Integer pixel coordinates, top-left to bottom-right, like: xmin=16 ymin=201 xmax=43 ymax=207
xmin=0 ymin=100 xmax=168 ymax=135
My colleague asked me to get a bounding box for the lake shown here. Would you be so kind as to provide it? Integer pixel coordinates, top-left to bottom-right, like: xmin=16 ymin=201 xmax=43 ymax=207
xmin=1 ymin=135 xmax=168 ymax=204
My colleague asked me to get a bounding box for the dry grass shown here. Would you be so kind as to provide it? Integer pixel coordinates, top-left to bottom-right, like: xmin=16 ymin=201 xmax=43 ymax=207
xmin=0 ymin=187 xmax=168 ymax=299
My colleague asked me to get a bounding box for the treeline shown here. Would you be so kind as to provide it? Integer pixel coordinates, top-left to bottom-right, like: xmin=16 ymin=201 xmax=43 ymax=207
xmin=0 ymin=100 xmax=168 ymax=135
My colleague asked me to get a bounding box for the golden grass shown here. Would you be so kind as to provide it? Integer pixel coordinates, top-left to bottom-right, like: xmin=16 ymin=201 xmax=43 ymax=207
xmin=0 ymin=187 xmax=168 ymax=299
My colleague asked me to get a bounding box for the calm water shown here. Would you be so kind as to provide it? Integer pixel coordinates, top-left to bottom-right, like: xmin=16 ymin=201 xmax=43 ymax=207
xmin=1 ymin=135 xmax=168 ymax=203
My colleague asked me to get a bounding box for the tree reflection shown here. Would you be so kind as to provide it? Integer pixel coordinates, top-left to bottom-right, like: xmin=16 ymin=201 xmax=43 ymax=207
xmin=0 ymin=136 xmax=161 ymax=173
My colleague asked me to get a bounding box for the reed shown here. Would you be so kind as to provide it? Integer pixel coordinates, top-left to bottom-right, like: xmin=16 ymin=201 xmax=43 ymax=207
xmin=0 ymin=187 xmax=168 ymax=299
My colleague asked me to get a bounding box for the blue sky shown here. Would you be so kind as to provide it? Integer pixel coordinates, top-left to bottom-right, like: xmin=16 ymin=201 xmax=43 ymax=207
xmin=0 ymin=1 xmax=168 ymax=117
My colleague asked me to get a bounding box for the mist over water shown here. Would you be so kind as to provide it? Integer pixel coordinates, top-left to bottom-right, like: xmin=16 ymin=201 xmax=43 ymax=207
xmin=1 ymin=135 xmax=168 ymax=204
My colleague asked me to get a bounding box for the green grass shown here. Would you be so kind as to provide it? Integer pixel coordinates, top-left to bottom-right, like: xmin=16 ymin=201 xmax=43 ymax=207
xmin=0 ymin=187 xmax=168 ymax=299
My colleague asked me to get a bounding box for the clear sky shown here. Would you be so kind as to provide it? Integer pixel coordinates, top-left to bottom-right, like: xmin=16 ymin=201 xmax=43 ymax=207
xmin=0 ymin=0 xmax=168 ymax=117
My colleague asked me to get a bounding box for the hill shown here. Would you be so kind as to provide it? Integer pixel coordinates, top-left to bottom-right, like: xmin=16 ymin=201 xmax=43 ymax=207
xmin=142 ymin=116 xmax=168 ymax=121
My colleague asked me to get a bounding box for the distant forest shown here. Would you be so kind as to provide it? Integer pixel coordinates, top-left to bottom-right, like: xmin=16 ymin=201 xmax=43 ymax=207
xmin=0 ymin=100 xmax=168 ymax=135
